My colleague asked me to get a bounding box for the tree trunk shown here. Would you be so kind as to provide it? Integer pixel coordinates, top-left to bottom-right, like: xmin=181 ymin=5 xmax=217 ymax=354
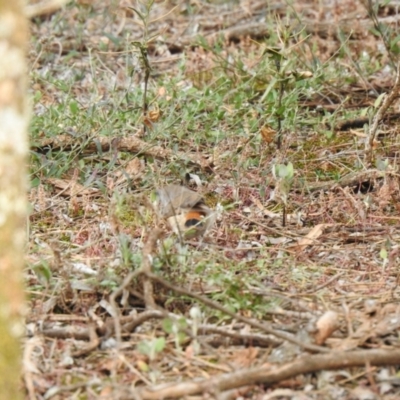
xmin=0 ymin=1 xmax=29 ymax=398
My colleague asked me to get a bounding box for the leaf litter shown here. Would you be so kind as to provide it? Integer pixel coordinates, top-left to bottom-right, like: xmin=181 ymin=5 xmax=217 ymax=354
xmin=27 ymin=0 xmax=400 ymax=399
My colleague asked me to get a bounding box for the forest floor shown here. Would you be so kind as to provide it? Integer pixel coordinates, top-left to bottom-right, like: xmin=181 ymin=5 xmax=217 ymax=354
xmin=27 ymin=0 xmax=400 ymax=399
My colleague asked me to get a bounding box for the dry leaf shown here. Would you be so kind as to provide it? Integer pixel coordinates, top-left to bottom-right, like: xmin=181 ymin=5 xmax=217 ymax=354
xmin=158 ymin=86 xmax=166 ymax=97
xmin=314 ymin=311 xmax=339 ymax=345
xmin=148 ymin=103 xmax=161 ymax=122
xmin=233 ymin=347 xmax=259 ymax=368
xmin=46 ymin=178 xmax=100 ymax=197
xmin=260 ymin=125 xmax=276 ymax=144
xmin=293 ymin=223 xmax=327 ymax=251
xmin=112 ymin=158 xmax=145 ymax=187
xmin=185 ymin=344 xmax=195 ymax=359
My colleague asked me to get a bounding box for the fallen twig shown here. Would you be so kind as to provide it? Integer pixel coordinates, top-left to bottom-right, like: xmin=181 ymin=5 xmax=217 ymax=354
xmin=298 ymin=169 xmax=388 ymax=193
xmin=198 ymin=325 xmax=282 ymax=347
xmin=139 ymin=349 xmax=400 ymax=399
xmin=32 ymin=134 xmax=213 ymax=170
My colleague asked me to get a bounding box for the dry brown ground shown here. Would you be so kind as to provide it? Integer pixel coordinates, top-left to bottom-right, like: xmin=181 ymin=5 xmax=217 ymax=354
xmin=26 ymin=1 xmax=400 ymax=399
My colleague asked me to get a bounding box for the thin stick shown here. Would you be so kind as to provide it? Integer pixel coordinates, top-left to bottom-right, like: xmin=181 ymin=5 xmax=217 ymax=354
xmin=366 ymin=61 xmax=400 ymax=165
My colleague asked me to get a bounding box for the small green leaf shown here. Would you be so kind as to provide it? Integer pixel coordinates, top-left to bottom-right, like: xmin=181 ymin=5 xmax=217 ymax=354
xmin=162 ymin=318 xmax=173 ymax=334
xmin=32 ymin=261 xmax=52 ymax=284
xmin=176 ymin=331 xmax=187 ymax=345
xmin=374 ymin=92 xmax=386 ymax=109
xmin=177 ymin=317 xmax=188 ymax=330
xmin=69 ymin=100 xmax=78 ymax=115
xmin=275 ymin=163 xmax=294 ymax=180
xmin=286 ymin=162 xmax=294 ymax=180
xmin=137 ymin=341 xmax=151 ymax=356
xmin=30 ymin=177 xmax=41 ymax=188
xmin=33 ymin=90 xmax=42 ymax=102
xmin=154 ymin=337 xmax=165 ymax=353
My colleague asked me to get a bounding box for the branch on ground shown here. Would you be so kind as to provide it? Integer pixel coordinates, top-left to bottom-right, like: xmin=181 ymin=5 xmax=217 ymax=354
xmin=139 ymin=349 xmax=400 ymax=399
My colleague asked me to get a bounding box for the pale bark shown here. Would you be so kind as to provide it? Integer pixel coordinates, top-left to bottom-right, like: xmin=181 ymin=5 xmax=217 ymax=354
xmin=0 ymin=0 xmax=29 ymax=398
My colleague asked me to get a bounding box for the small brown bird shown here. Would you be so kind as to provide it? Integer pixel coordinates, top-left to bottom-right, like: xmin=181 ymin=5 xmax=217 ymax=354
xmin=155 ymin=184 xmax=214 ymax=238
